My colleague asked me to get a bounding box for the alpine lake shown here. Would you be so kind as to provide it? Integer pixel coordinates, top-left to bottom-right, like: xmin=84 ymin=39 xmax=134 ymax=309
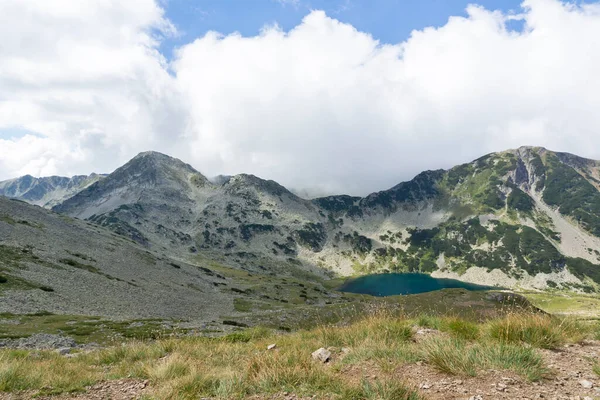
xmin=338 ymin=272 xmax=495 ymax=296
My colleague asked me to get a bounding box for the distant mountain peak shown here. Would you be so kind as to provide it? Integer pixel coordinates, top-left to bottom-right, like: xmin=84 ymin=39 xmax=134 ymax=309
xmin=0 ymin=173 xmax=104 ymax=208
xmin=225 ymin=173 xmax=298 ymax=198
xmin=132 ymin=150 xmax=175 ymax=160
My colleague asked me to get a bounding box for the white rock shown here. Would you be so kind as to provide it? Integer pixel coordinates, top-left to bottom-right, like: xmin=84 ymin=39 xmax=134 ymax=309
xmin=267 ymin=344 xmax=276 ymax=350
xmin=311 ymin=347 xmax=331 ymax=363
xmin=579 ymin=380 xmax=594 ymax=389
xmin=416 ymin=328 xmax=438 ymax=335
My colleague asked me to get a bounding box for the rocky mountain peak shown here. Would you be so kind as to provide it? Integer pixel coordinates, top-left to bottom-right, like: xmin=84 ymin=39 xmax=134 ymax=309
xmin=101 ymin=151 xmax=206 ymax=188
xmin=224 ymin=173 xmax=299 ymax=199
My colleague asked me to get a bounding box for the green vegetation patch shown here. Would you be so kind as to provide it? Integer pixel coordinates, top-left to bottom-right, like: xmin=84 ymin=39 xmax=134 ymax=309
xmin=0 ymin=245 xmax=60 ymax=292
xmin=0 ymin=313 xmax=189 ymax=344
xmin=401 ymin=218 xmax=576 ymax=277
xmin=542 ymin=154 xmax=600 ymax=236
xmin=343 ymin=231 xmax=372 ymax=255
xmin=423 ymin=337 xmax=547 ymax=381
xmin=293 ymin=223 xmax=327 ymax=252
xmin=507 ymin=186 xmax=535 ymax=212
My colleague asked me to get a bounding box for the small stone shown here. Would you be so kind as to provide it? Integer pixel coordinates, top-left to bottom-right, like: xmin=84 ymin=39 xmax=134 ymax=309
xmin=419 ymin=383 xmax=432 ymax=389
xmin=311 ymin=347 xmax=331 ymax=363
xmin=579 ymin=380 xmax=594 ymax=389
xmin=267 ymin=343 xmax=276 ymax=350
xmin=416 ymin=328 xmax=438 ymax=335
xmin=468 ymin=396 xmax=483 ymax=400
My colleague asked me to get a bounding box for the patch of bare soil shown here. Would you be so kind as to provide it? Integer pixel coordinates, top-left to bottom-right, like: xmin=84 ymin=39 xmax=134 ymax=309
xmin=0 ymin=379 xmax=148 ymax=400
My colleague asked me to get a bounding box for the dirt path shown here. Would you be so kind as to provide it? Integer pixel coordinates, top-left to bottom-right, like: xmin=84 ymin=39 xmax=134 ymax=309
xmin=0 ymin=380 xmax=149 ymax=400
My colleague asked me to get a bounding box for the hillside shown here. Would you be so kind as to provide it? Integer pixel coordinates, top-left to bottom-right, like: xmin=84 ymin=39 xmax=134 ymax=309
xmin=0 ymin=196 xmax=348 ymax=326
xmin=0 ymin=196 xmax=233 ymax=320
xmin=3 ymin=146 xmax=600 ymax=293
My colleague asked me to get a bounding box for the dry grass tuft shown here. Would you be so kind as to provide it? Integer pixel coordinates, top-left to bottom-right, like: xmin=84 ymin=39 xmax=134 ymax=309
xmin=487 ymin=313 xmax=587 ymax=349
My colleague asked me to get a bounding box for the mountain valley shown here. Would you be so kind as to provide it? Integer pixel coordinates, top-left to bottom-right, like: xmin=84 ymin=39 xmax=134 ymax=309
xmin=3 ymin=146 xmax=599 ymax=299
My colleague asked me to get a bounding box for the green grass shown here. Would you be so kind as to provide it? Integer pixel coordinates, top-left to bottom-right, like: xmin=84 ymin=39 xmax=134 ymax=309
xmin=524 ymin=292 xmax=600 ymax=317
xmin=444 ymin=317 xmax=480 ymax=340
xmin=0 ymin=215 xmax=16 ymax=225
xmin=487 ymin=313 xmax=586 ymax=349
xmin=1 ymin=310 xmax=586 ymax=398
xmin=593 ymin=361 xmax=600 ymax=377
xmin=0 ymin=289 xmax=594 ymax=398
xmin=422 ymin=336 xmax=548 ymax=381
xmin=233 ymin=298 xmax=253 ymax=312
xmin=0 ymin=314 xmax=190 ymax=344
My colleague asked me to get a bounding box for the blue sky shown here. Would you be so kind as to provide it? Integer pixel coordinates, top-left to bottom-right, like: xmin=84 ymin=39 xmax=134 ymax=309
xmin=161 ymin=0 xmax=524 ymax=58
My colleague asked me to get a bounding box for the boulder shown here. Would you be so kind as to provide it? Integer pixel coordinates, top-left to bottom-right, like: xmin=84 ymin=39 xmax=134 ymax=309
xmin=311 ymin=347 xmax=331 ymax=363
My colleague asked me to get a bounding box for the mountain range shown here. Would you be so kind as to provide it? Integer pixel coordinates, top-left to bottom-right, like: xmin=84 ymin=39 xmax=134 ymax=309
xmin=1 ymin=146 xmax=600 ymax=319
xmin=0 ymin=173 xmax=105 ymax=208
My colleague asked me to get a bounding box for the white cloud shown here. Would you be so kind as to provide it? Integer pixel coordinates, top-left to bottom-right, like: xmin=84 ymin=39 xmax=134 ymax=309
xmin=1 ymin=0 xmax=600 ymax=195
xmin=0 ymin=0 xmax=183 ymax=178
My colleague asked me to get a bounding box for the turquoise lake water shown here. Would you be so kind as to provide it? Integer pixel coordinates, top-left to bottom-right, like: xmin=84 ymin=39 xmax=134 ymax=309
xmin=338 ymin=273 xmax=494 ymax=296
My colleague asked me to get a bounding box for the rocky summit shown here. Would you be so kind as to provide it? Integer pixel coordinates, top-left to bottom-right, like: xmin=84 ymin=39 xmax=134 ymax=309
xmin=1 ymin=146 xmax=600 ymax=303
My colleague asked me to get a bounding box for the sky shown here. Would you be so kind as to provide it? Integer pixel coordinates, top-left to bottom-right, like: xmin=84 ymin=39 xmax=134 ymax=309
xmin=1 ymin=0 xmax=599 ymax=196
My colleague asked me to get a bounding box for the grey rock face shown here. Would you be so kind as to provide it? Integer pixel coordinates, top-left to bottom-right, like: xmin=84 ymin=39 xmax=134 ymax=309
xmin=0 ymin=174 xmax=105 ymax=208
xmin=0 ymin=333 xmax=76 ymax=349
xmin=0 ymin=196 xmax=233 ymax=320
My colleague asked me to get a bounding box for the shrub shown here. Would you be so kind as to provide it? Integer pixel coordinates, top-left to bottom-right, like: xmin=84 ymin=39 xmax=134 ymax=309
xmin=507 ymin=187 xmax=535 ymax=212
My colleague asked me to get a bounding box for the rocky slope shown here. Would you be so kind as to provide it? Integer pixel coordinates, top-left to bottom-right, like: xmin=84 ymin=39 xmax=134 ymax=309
xmin=0 ymin=195 xmax=343 ymax=321
xmin=0 ymin=196 xmax=235 ymax=320
xmin=0 ymin=174 xmax=105 ymax=208
xmin=4 ymin=146 xmax=600 ymax=293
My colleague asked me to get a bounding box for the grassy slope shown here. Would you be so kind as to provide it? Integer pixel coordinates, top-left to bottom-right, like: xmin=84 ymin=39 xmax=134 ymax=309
xmin=0 ymin=311 xmax=595 ymax=399
xmin=0 ymin=289 xmax=527 ymax=344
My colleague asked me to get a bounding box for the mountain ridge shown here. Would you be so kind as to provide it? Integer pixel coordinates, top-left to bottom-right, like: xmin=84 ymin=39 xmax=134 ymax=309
xmin=2 ymin=146 xmax=600 ymax=293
